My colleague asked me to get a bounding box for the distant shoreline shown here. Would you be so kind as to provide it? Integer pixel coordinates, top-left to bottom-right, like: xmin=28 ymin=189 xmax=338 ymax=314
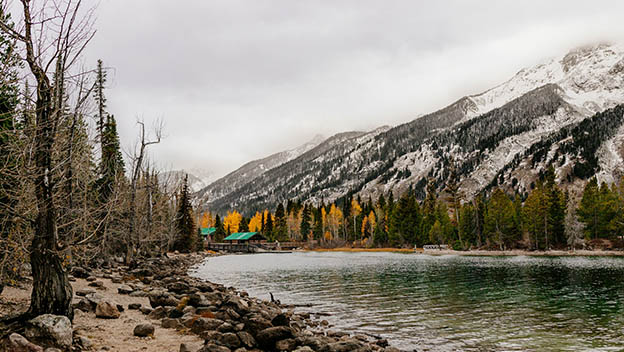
xmin=305 ymin=247 xmax=624 ymax=256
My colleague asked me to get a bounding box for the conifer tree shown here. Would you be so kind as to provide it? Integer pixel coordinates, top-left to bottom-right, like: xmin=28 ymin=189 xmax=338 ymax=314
xmin=274 ymin=203 xmax=288 ymax=241
xmin=239 ymin=217 xmax=249 ymax=232
xmin=94 ymin=59 xmax=107 ymax=140
xmin=214 ymin=214 xmax=225 ymax=242
xmin=422 ymin=178 xmax=437 ymax=236
xmin=173 ymin=175 xmax=196 ymax=252
xmin=312 ymin=207 xmax=323 ymax=241
xmin=390 ymin=193 xmax=421 ymax=245
xmin=264 ymin=212 xmax=274 ymax=240
xmin=97 ymin=114 xmax=125 ymax=203
xmin=484 ymin=188 xmax=519 ymax=250
xmin=0 ymin=19 xmax=20 ymax=292
xmin=459 ymin=203 xmax=477 ymax=247
xmin=300 ymin=204 xmax=311 ymax=241
xmin=578 ymin=177 xmax=600 ymax=239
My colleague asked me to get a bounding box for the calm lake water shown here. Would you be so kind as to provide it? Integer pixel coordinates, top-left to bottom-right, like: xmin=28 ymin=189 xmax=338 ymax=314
xmin=191 ymin=252 xmax=624 ymax=351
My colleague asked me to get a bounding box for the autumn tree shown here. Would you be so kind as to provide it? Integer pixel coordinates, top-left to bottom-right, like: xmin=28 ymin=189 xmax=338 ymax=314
xmin=223 ymin=210 xmax=243 ymax=234
xmin=326 ymin=203 xmax=343 ymax=241
xmin=200 ymin=212 xmax=213 ymax=228
xmin=351 ymin=198 xmax=362 ymax=241
xmin=248 ymin=211 xmax=263 ymax=232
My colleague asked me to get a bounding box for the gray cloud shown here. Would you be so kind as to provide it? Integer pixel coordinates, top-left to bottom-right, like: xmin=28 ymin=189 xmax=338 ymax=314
xmin=82 ymin=0 xmax=624 ymax=179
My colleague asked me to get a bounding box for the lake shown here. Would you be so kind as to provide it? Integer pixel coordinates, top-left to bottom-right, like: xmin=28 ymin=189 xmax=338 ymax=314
xmin=191 ymin=252 xmax=624 ymax=351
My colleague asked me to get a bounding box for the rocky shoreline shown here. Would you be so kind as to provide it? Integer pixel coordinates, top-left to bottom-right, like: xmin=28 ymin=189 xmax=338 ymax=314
xmin=2 ymin=253 xmax=400 ymax=352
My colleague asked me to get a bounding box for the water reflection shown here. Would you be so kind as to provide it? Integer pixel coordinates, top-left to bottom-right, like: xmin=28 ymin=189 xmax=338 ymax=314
xmin=191 ymin=252 xmax=624 ymax=351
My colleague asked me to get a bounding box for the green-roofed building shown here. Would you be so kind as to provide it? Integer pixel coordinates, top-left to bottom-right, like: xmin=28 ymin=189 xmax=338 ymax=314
xmin=223 ymin=232 xmax=267 ymax=243
xmin=200 ymin=227 xmax=216 ymax=241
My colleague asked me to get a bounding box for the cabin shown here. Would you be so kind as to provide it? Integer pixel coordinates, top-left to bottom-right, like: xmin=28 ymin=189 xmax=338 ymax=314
xmin=223 ymin=232 xmax=267 ymax=244
xmin=200 ymin=227 xmax=216 ymax=241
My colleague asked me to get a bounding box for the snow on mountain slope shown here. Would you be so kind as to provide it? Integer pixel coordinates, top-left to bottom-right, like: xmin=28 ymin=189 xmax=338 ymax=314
xmin=467 ymin=43 xmax=624 ymax=119
xmin=596 ymin=123 xmax=624 ymax=184
xmin=201 ymin=43 xmax=624 ymax=215
xmin=197 ymin=134 xmax=325 ymax=204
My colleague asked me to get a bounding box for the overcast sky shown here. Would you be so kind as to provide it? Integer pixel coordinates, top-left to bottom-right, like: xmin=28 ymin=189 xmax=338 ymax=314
xmin=81 ymin=0 xmax=624 ymax=180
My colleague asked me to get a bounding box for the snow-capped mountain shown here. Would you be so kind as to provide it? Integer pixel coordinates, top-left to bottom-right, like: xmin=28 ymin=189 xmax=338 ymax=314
xmin=200 ymin=43 xmax=624 ymax=215
xmin=196 ymin=134 xmax=326 ymax=205
xmin=159 ymin=170 xmax=209 ymax=193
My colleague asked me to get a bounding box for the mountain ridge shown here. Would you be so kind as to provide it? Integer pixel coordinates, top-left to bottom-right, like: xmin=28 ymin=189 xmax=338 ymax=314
xmin=198 ymin=43 xmax=624 ymax=215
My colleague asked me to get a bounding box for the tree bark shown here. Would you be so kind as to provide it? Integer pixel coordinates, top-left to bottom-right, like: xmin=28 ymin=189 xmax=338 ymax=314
xmin=20 ymin=2 xmax=73 ymax=320
xmin=27 ymin=78 xmax=73 ymax=320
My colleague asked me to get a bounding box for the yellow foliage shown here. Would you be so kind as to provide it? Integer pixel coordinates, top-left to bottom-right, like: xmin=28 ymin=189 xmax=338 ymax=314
xmin=327 ymin=204 xmax=343 ymax=238
xmin=249 ymin=211 xmax=263 ymax=232
xmin=200 ymin=212 xmax=213 ymax=228
xmin=363 ymin=210 xmax=376 ymax=237
xmin=361 ymin=215 xmax=368 ymax=237
xmin=351 ymin=198 xmax=362 ymax=216
xmin=223 ymin=210 xmax=243 ymax=234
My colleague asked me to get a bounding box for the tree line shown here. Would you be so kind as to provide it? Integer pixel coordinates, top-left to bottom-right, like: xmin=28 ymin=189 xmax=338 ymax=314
xmin=201 ymin=165 xmax=624 ymax=251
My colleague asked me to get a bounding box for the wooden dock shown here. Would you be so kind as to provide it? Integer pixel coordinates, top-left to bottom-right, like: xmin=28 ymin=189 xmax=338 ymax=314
xmin=205 ymin=241 xmax=306 ymax=253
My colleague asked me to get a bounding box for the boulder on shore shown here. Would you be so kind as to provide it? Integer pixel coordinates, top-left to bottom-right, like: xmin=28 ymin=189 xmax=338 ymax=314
xmin=24 ymin=314 xmax=73 ymax=350
xmin=133 ymin=323 xmax=155 ymax=337
xmin=255 ymin=326 xmax=294 ymax=349
xmin=3 ymin=333 xmax=44 ymax=352
xmin=95 ymin=301 xmax=121 ymax=319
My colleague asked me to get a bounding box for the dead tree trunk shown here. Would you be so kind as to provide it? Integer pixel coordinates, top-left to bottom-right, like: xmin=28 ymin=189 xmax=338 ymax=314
xmin=28 ymin=71 xmax=73 ymax=320
xmin=0 ymin=0 xmax=95 ymax=320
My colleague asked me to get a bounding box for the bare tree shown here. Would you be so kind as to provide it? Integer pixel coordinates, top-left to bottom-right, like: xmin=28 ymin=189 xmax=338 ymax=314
xmin=0 ymin=0 xmax=95 ymax=320
xmin=126 ymin=119 xmax=161 ymax=264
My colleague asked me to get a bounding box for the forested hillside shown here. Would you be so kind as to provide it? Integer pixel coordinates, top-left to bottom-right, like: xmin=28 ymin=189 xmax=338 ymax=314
xmin=200 ymin=44 xmax=624 ymax=216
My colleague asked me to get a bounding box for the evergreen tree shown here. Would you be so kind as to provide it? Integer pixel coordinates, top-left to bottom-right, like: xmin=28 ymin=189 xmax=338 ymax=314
xmin=459 ymin=203 xmax=477 ymax=247
xmin=577 ymin=177 xmax=600 ymax=239
xmin=445 ymin=158 xmax=464 ymax=246
xmin=422 ymin=178 xmax=437 ymax=237
xmin=0 ymin=17 xmax=20 ymax=291
xmin=214 ymin=214 xmax=225 ymax=242
xmin=484 ymin=189 xmax=519 ymax=250
xmin=96 ymin=114 xmax=125 ymax=203
xmin=173 ymin=175 xmax=196 ymax=252
xmin=94 ymin=59 xmax=107 ymax=139
xmin=542 ymin=166 xmax=566 ymax=247
xmin=474 ymin=194 xmax=486 ymax=247
xmin=373 ymin=217 xmax=388 ymax=246
xmin=239 ymin=217 xmax=249 ymax=232
xmin=389 ymin=193 xmax=421 ymax=245
xmin=274 ymin=203 xmax=288 ymax=241
xmin=312 ymin=207 xmax=323 ymax=241
xmin=300 ymin=204 xmax=311 ymax=241
xmin=264 ymin=212 xmax=274 ymax=240
xmin=435 ymin=202 xmax=455 ymax=245
xmin=428 ymin=220 xmax=444 ymax=245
